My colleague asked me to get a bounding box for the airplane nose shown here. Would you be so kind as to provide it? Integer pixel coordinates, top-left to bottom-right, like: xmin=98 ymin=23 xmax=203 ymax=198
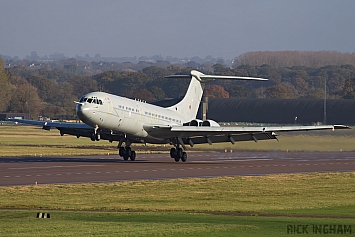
xmin=76 ymin=103 xmax=90 ymax=122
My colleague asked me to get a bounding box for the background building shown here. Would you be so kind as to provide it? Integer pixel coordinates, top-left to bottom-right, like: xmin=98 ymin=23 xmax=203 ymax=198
xmin=152 ymin=98 xmax=355 ymax=125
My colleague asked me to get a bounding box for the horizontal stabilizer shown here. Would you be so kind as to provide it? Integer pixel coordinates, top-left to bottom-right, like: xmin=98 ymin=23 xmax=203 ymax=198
xmin=200 ymin=75 xmax=268 ymax=81
xmin=165 ymin=70 xmax=268 ymax=83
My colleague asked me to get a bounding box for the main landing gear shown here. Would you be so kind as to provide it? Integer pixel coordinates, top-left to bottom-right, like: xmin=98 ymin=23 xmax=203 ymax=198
xmin=170 ymin=147 xmax=187 ymax=162
xmin=118 ymin=137 xmax=136 ymax=161
xmin=118 ymin=146 xmax=136 ymax=161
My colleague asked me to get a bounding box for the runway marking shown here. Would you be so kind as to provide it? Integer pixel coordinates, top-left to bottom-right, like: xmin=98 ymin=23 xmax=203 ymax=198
xmin=216 ymin=157 xmax=273 ymax=161
xmin=3 ymin=161 xmax=355 ymax=181
xmin=8 ymin=165 xmax=105 ymax=170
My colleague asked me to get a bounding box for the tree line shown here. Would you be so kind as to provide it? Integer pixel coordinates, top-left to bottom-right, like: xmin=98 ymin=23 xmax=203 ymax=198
xmin=234 ymin=51 xmax=355 ymax=68
xmin=1 ymin=56 xmax=355 ymax=120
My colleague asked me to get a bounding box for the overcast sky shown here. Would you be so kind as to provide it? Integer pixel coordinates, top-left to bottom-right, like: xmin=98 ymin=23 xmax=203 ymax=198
xmin=1 ymin=0 xmax=354 ymax=59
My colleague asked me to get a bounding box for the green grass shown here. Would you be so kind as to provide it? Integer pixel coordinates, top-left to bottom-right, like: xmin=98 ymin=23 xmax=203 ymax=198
xmin=1 ymin=210 xmax=354 ymax=237
xmin=1 ymin=173 xmax=355 ymax=215
xmin=1 ymin=172 xmax=355 ymax=236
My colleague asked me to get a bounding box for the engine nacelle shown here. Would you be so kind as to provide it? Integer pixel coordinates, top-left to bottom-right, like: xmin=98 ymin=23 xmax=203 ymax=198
xmin=201 ymin=119 xmax=220 ymax=127
xmin=186 ymin=119 xmax=220 ymax=127
xmin=189 ymin=119 xmax=203 ymax=126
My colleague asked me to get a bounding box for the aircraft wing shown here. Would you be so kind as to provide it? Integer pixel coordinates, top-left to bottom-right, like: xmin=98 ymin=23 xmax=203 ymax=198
xmin=7 ymin=118 xmax=99 ymax=139
xmin=8 ymin=118 xmax=92 ymax=129
xmin=8 ymin=118 xmax=134 ymax=142
xmin=146 ymin=124 xmax=349 ymax=146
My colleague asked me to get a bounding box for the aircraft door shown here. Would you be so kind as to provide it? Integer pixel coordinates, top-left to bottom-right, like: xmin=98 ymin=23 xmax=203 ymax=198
xmin=104 ymin=96 xmax=120 ymax=128
xmin=107 ymin=97 xmax=112 ymax=114
xmin=138 ymin=103 xmax=143 ymax=122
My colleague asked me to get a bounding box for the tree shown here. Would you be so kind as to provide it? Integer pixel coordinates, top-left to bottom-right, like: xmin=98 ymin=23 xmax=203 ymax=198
xmin=0 ymin=58 xmax=12 ymax=112
xmin=27 ymin=75 xmax=55 ymax=102
xmin=63 ymin=64 xmax=79 ymax=75
xmin=343 ymin=77 xmax=355 ymax=99
xmin=204 ymin=85 xmax=229 ymax=98
xmin=293 ymin=77 xmax=309 ymax=97
xmin=149 ymin=86 xmax=166 ymax=100
xmin=69 ymin=76 xmax=98 ymax=98
xmin=266 ymin=84 xmax=295 ymax=98
xmin=8 ymin=76 xmax=43 ymax=118
xmin=123 ymin=89 xmax=156 ymax=101
xmin=52 ymin=82 xmax=76 ymax=119
xmin=303 ymin=88 xmax=325 ymax=99
xmin=226 ymin=85 xmax=251 ymax=98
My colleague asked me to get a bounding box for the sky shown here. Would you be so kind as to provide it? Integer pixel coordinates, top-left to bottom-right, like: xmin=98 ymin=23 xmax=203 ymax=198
xmin=1 ymin=0 xmax=355 ymax=60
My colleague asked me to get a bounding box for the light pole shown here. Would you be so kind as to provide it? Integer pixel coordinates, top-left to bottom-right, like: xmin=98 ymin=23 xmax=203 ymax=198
xmin=323 ymin=77 xmax=327 ymax=125
xmin=28 ymin=78 xmax=31 ymax=120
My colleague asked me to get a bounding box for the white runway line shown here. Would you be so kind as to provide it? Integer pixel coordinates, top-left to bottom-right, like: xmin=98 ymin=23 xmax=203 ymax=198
xmin=8 ymin=164 xmax=105 ymax=170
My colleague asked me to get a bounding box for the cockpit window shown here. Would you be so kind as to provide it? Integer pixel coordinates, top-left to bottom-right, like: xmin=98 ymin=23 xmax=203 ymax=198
xmin=81 ymin=97 xmax=103 ymax=105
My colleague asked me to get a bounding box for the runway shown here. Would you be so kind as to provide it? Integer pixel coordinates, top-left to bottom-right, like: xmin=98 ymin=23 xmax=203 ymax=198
xmin=1 ymin=151 xmax=355 ymax=186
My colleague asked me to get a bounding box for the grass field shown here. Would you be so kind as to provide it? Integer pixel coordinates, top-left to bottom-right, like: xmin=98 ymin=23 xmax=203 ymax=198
xmin=1 ymin=211 xmax=353 ymax=236
xmin=1 ymin=125 xmax=355 ymax=236
xmin=1 ymin=173 xmax=355 ymax=236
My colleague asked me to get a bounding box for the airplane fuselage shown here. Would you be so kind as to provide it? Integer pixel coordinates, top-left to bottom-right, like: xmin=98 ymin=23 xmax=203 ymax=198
xmin=76 ymin=91 xmax=186 ymax=143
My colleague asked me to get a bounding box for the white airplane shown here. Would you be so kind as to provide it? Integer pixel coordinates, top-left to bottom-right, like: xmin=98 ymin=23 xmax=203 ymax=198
xmin=10 ymin=70 xmax=349 ymax=162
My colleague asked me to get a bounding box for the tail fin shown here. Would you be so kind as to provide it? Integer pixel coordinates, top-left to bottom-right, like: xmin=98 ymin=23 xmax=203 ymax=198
xmin=165 ymin=70 xmax=267 ymax=122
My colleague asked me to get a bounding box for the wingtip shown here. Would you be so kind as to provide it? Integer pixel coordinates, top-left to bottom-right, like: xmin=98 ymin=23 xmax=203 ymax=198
xmin=333 ymin=125 xmax=351 ymax=129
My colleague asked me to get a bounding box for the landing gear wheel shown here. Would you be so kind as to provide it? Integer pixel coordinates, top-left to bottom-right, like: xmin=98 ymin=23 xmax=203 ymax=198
xmin=119 ymin=147 xmax=125 ymax=157
xmin=95 ymin=133 xmax=100 ymax=141
xmin=121 ymin=147 xmax=136 ymax=161
xmin=125 ymin=147 xmax=132 ymax=157
xmin=174 ymin=155 xmax=180 ymax=162
xmin=177 ymin=148 xmax=183 ymax=159
xmin=170 ymin=148 xmax=177 ymax=158
xmin=90 ymin=133 xmax=96 ymax=141
xmin=181 ymin=152 xmax=187 ymax=162
xmin=130 ymin=150 xmax=136 ymax=161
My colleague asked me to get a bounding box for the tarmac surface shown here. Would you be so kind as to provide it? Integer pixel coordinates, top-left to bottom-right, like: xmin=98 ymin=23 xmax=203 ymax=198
xmin=1 ymin=151 xmax=355 ymax=186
